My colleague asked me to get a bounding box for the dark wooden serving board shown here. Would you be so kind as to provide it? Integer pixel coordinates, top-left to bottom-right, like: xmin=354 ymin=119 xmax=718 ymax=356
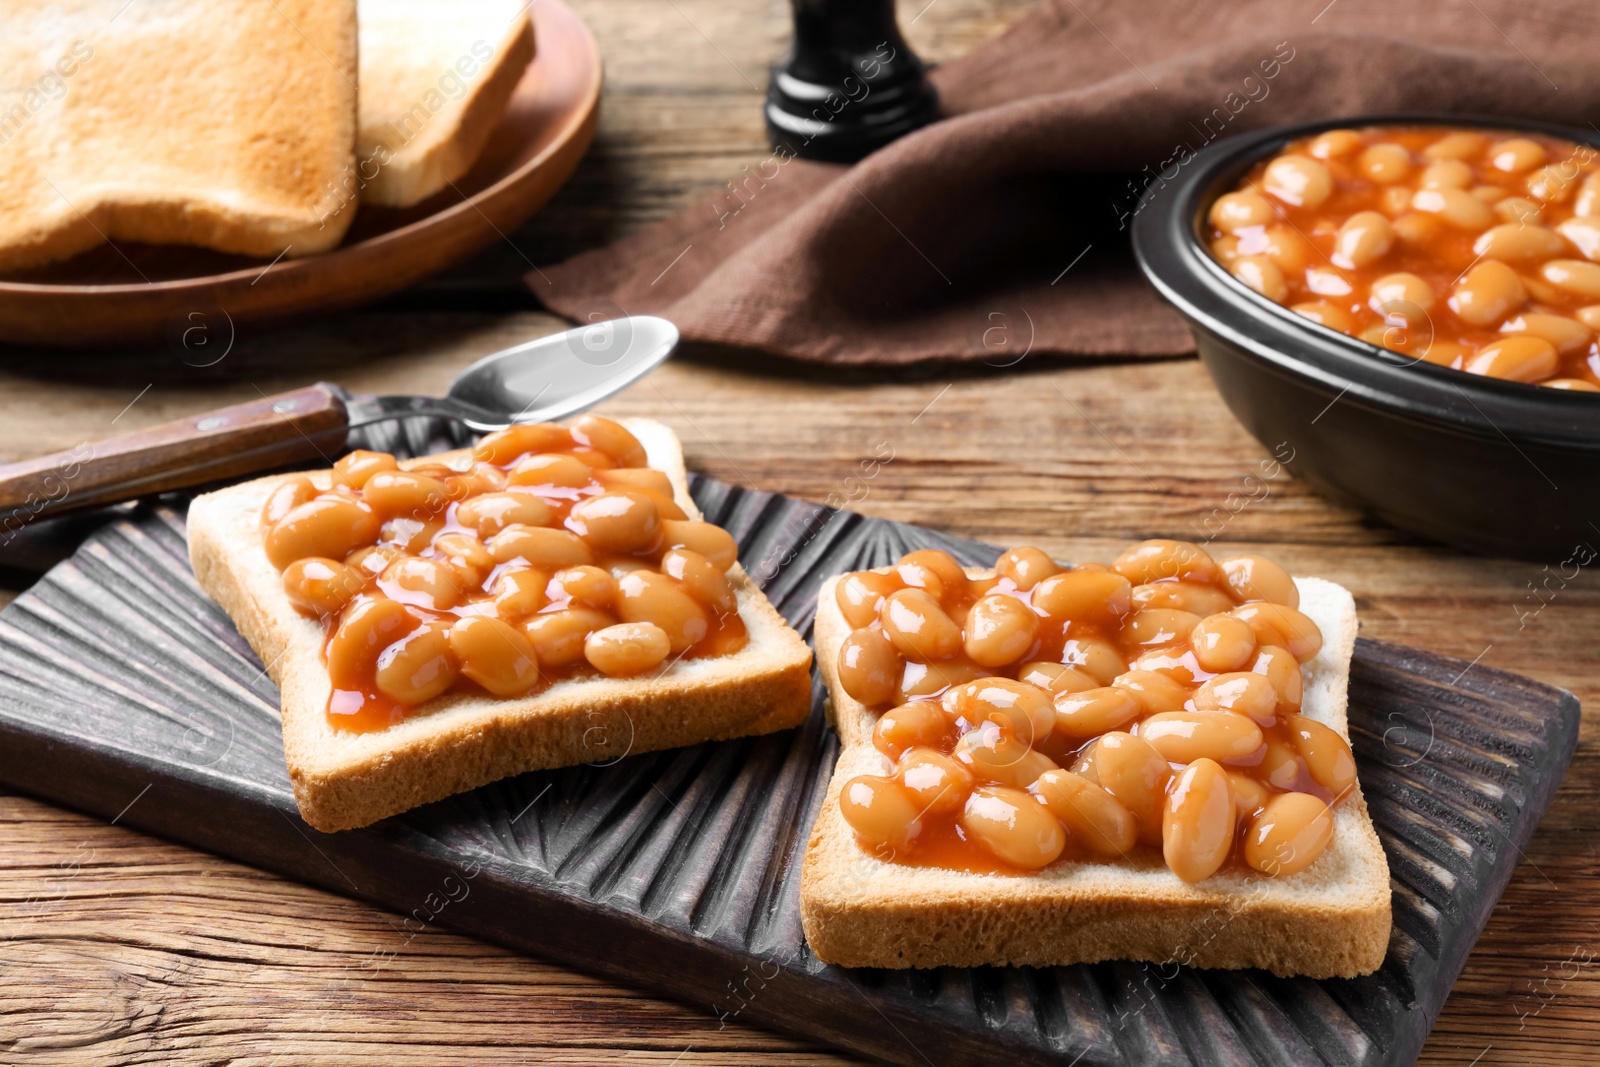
xmin=0 ymin=474 xmax=1578 ymax=1067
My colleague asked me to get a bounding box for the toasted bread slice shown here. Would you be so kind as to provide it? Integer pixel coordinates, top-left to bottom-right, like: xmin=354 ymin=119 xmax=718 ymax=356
xmin=187 ymin=419 xmax=813 ymax=832
xmin=0 ymin=0 xmax=357 ymax=272
xmin=356 ymin=0 xmax=536 ymax=207
xmin=801 ymin=571 xmax=1391 ymax=978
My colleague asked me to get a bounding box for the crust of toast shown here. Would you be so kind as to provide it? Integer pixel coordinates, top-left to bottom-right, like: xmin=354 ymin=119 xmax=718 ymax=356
xmin=801 ymin=571 xmax=1392 ymax=978
xmin=356 ymin=0 xmax=536 ymax=207
xmin=0 ymin=0 xmax=358 ymax=272
xmin=187 ymin=419 xmax=813 ymax=832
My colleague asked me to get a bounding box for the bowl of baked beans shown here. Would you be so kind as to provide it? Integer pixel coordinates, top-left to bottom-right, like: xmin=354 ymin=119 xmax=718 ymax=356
xmin=1133 ymin=115 xmax=1600 ymax=560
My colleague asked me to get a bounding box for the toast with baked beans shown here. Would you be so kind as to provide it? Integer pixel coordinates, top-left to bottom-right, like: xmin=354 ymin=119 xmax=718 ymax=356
xmin=187 ymin=417 xmax=812 ymax=831
xmin=800 ymin=545 xmax=1391 ymax=978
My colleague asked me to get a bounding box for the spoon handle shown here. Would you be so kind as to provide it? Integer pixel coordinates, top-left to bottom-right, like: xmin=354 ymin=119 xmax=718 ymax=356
xmin=0 ymin=383 xmax=348 ymax=530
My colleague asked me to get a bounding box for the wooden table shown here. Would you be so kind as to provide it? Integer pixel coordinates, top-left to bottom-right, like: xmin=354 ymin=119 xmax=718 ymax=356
xmin=1 ymin=2 xmax=1595 ymax=1064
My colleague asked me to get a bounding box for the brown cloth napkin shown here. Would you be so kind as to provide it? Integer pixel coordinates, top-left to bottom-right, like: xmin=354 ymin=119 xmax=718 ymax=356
xmin=536 ymin=0 xmax=1600 ymax=365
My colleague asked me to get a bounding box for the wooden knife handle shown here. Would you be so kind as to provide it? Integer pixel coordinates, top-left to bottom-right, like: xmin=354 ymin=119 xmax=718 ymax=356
xmin=0 ymin=384 xmax=349 ymax=529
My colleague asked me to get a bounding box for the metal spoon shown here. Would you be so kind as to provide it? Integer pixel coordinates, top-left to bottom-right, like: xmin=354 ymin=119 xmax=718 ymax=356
xmin=0 ymin=315 xmax=679 ymax=532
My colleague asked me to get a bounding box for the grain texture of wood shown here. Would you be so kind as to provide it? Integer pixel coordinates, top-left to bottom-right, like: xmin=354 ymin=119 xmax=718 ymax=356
xmin=0 ymin=0 xmax=1595 ymax=1064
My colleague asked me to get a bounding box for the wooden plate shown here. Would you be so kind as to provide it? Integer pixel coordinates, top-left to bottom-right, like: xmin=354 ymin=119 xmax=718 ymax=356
xmin=0 ymin=450 xmax=1579 ymax=1067
xmin=0 ymin=0 xmax=600 ymax=348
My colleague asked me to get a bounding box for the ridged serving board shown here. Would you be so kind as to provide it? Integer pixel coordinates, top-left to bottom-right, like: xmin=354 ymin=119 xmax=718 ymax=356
xmin=0 ymin=456 xmax=1579 ymax=1067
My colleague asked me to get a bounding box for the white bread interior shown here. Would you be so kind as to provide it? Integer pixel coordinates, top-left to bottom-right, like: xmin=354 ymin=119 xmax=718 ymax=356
xmin=356 ymin=0 xmax=536 ymax=207
xmin=801 ymin=571 xmax=1393 ymax=978
xmin=187 ymin=419 xmax=813 ymax=832
xmin=0 ymin=0 xmax=358 ymax=272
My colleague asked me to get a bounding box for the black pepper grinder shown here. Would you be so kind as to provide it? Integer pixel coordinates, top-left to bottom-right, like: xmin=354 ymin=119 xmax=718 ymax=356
xmin=765 ymin=0 xmax=939 ymax=163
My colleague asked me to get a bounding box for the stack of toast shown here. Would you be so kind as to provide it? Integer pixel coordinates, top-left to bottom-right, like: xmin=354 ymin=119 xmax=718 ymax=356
xmin=1 ymin=0 xmax=535 ymax=272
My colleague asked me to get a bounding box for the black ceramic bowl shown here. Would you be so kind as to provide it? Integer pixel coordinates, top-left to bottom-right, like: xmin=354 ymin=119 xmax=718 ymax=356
xmin=1132 ymin=113 xmax=1600 ymax=562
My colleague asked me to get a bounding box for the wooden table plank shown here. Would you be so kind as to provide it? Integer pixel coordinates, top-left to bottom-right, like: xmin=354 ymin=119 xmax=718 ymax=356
xmin=0 ymin=0 xmax=1595 ymax=1064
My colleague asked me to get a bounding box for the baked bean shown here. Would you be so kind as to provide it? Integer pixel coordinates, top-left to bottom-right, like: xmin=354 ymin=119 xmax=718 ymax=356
xmin=566 ymin=491 xmax=660 ymax=553
xmin=549 ymin=565 xmax=618 ymax=610
xmin=897 ymin=658 xmax=988 ymax=702
xmin=1058 ymin=636 xmax=1127 ymax=685
xmin=489 ymin=525 xmax=595 ymax=568
xmin=659 ymin=520 xmax=738 ymax=571
xmin=1218 ymin=553 xmax=1299 ymax=607
xmin=963 ymin=594 xmax=1039 ymax=667
xmin=363 ymin=471 xmax=452 ymax=516
xmin=1309 ymin=129 xmax=1362 ymax=159
xmin=880 ymin=588 xmax=963 ymax=661
xmin=661 ymin=548 xmax=736 ymax=615
xmin=1576 ymin=304 xmax=1600 ymax=330
xmin=345 ymin=544 xmax=400 ymax=582
xmin=1016 ymin=661 xmax=1099 ymax=696
xmin=1419 ymin=159 xmax=1473 ymax=189
xmin=524 ymin=607 xmax=615 ymax=667
xmin=1501 ymin=312 xmax=1591 ymax=354
xmin=1190 ymin=613 xmax=1258 ymax=673
xmin=1124 ymin=608 xmax=1204 ymax=648
xmin=1258 ymin=739 xmax=1305 ymax=792
xmin=1257 ymin=225 xmax=1317 ymax=274
xmin=584 ymin=622 xmax=671 ymax=677
xmin=841 ymin=775 xmax=924 ymax=852
xmin=266 ymin=497 xmax=380 ymax=570
xmin=1419 ymin=340 xmax=1470 ymax=368
xmin=1228 ymin=772 xmax=1269 ymax=819
xmin=960 ymin=785 xmax=1066 ymax=870
xmin=873 ymin=702 xmax=954 ymax=758
xmin=282 ymin=557 xmax=364 ymax=618
xmin=1494 ymin=196 xmax=1544 ymax=226
xmin=616 ymin=570 xmax=707 ymax=653
xmin=1390 ymin=211 xmax=1442 ymax=247
xmin=1244 ymin=792 xmax=1334 ymax=876
xmin=1358 ymin=142 xmax=1411 ymax=183
xmin=1112 ymin=540 xmax=1218 ymax=586
xmin=954 ymin=722 xmax=1058 ymax=789
xmin=1033 ymin=769 xmax=1136 ymax=857
xmin=448 ymin=616 xmax=539 ymax=697
xmin=1333 ymin=211 xmax=1393 ymax=269
xmin=379 ymin=556 xmax=463 ymax=611
xmin=1086 ymin=731 xmax=1170 ymax=846
xmin=898 ymin=549 xmax=969 ymax=596
xmin=492 ymin=567 xmax=549 ymax=619
xmin=1211 ymin=234 xmax=1242 ymax=263
xmin=1576 ymin=172 xmax=1600 ymax=217
xmin=1546 ymin=378 xmax=1600 ymax=391
xmin=328 ymin=597 xmax=415 ymax=680
xmin=1413 ymin=186 xmax=1495 ymax=229
xmin=1379 ymin=184 xmax=1414 ymax=217
xmin=375 ymin=619 xmax=458 ymax=704
xmin=898 ymin=747 xmax=974 ymax=816
xmin=837 ymin=626 xmax=901 ymax=706
xmin=1053 ymin=686 xmax=1141 ymax=737
xmin=1424 ymin=131 xmax=1484 ymax=160
xmin=1286 ymin=714 xmax=1358 ymax=797
xmin=1162 ymin=759 xmax=1236 ymax=883
xmin=378 ymin=516 xmax=441 ymax=554
xmin=1490 ymin=137 xmax=1546 ymax=173
xmin=506 ymin=453 xmax=594 ymax=491
xmin=836 ymin=570 xmax=898 ymax=628
xmin=1305 ymin=265 xmax=1355 ymax=296
xmin=945 ymin=678 xmax=1056 ymax=746
xmin=1465 ymin=336 xmax=1559 ymax=382
xmin=1542 ymin=258 xmax=1600 ymax=298
xmin=1194 ymin=671 xmax=1278 ymax=725
xmin=1130 ymin=580 xmax=1235 ymax=617
xmin=432 ymin=532 xmax=494 ymax=585
xmin=472 ymin=423 xmax=574 ymax=466
xmin=1370 ymin=272 xmax=1435 ymax=322
xmin=1473 ymin=223 xmax=1570 ymax=261
xmin=334 ymin=450 xmax=398 ymax=489
xmin=260 ymin=476 xmax=316 ymax=536
xmin=1112 ymin=669 xmax=1191 ymax=715
xmin=1209 ymin=189 xmax=1275 ymax=231
xmin=1555 ymin=217 xmax=1600 ymax=261
xmin=1251 ymin=645 xmax=1304 ymax=709
xmin=1140 ymin=710 xmax=1263 ymax=764
xmin=1231 ymin=602 xmax=1323 ymax=662
xmin=1231 ymin=255 xmax=1287 ymax=303
xmin=1032 ymin=568 xmax=1133 ymax=626
xmin=996 ymin=546 xmax=1060 ymax=591
xmin=1262 ymin=154 xmax=1333 ymax=208
xmin=569 ymin=414 xmax=648 ymax=468
xmin=594 ymin=466 xmax=675 ymax=498
xmin=1291 ymin=301 xmax=1356 ymax=332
